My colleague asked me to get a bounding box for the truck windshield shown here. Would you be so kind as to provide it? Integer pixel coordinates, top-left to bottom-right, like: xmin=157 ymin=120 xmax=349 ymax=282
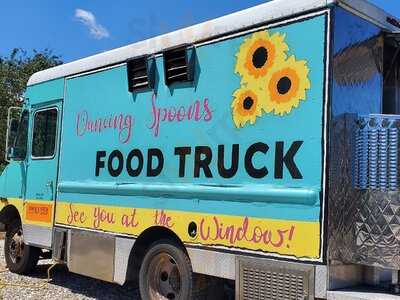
xmin=13 ymin=110 xmax=29 ymax=160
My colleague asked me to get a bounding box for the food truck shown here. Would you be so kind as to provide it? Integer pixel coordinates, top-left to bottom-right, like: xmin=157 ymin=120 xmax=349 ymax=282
xmin=0 ymin=0 xmax=400 ymax=299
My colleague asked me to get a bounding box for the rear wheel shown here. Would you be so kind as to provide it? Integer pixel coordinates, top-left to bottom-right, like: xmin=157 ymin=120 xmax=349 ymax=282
xmin=4 ymin=220 xmax=40 ymax=274
xmin=139 ymin=239 xmax=193 ymax=300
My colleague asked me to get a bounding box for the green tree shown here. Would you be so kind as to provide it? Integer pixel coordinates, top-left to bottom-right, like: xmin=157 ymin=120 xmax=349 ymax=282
xmin=0 ymin=49 xmax=62 ymax=170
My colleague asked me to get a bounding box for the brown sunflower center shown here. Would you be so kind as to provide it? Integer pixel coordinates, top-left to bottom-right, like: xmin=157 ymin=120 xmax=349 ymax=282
xmin=277 ymin=76 xmax=292 ymax=95
xmin=243 ymin=96 xmax=254 ymax=110
xmin=252 ymin=47 xmax=268 ymax=69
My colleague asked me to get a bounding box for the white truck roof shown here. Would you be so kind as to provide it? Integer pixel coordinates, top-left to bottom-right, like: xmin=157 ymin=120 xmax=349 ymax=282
xmin=27 ymin=0 xmax=400 ymax=86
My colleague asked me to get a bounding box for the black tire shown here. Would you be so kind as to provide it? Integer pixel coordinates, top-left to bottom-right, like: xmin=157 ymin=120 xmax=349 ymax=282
xmin=4 ymin=220 xmax=40 ymax=274
xmin=139 ymin=239 xmax=193 ymax=300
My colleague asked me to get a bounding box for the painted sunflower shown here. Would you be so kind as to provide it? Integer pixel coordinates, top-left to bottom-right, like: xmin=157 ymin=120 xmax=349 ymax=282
xmin=231 ymin=85 xmax=264 ymax=128
xmin=264 ymin=56 xmax=311 ymax=116
xmin=235 ymin=31 xmax=289 ymax=82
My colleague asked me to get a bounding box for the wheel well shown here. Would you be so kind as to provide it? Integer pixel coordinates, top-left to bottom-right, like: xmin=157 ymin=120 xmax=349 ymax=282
xmin=126 ymin=226 xmax=187 ymax=284
xmin=0 ymin=205 xmax=21 ymax=229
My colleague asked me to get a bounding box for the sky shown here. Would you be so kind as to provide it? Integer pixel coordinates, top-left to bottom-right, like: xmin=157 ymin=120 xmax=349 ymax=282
xmin=0 ymin=0 xmax=399 ymax=63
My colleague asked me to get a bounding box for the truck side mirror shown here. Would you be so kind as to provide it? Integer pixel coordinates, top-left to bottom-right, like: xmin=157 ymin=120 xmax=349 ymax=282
xmin=7 ymin=147 xmax=15 ymax=160
xmin=5 ymin=119 xmax=20 ymax=162
xmin=10 ymin=119 xmax=18 ymax=134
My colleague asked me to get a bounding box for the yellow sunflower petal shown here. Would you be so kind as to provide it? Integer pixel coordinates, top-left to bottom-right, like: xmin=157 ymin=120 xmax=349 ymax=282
xmin=235 ymin=30 xmax=289 ymax=84
xmin=231 ymin=85 xmax=264 ymax=128
xmin=263 ymin=55 xmax=311 ymax=116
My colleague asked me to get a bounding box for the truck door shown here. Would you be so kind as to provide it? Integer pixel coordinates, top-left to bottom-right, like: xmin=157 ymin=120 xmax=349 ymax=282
xmin=23 ymin=100 xmax=62 ymax=248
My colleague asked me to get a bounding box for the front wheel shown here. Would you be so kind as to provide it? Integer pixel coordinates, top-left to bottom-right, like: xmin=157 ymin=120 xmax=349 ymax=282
xmin=4 ymin=220 xmax=40 ymax=274
xmin=139 ymin=239 xmax=193 ymax=300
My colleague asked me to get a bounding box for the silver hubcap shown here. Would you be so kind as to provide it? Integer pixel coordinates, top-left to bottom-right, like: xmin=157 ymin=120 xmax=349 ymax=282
xmin=9 ymin=228 xmax=24 ymax=264
xmin=148 ymin=253 xmax=181 ymax=300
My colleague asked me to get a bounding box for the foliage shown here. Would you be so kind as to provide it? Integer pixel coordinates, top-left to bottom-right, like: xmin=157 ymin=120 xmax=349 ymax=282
xmin=0 ymin=49 xmax=62 ymax=169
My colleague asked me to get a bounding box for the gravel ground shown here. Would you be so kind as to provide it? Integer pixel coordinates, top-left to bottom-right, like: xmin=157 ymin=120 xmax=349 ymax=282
xmin=0 ymin=240 xmax=139 ymax=300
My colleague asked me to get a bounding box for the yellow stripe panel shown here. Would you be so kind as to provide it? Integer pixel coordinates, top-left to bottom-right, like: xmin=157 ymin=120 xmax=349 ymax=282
xmin=56 ymin=202 xmax=320 ymax=259
xmin=1 ymin=198 xmax=54 ymax=228
xmin=1 ymin=199 xmax=321 ymax=258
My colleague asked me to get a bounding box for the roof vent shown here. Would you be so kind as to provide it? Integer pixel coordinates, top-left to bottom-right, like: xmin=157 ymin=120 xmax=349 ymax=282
xmin=164 ymin=46 xmax=196 ymax=86
xmin=127 ymin=56 xmax=155 ymax=92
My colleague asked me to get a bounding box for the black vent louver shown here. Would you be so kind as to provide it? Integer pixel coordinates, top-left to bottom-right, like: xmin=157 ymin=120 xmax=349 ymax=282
xmin=164 ymin=46 xmax=196 ymax=86
xmin=127 ymin=56 xmax=155 ymax=92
